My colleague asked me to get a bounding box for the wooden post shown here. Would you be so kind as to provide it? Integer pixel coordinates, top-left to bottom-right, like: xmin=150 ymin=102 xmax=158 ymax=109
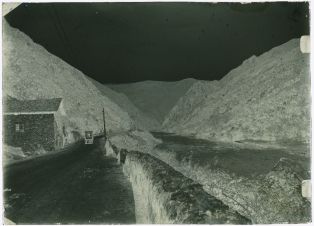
xmin=102 ymin=108 xmax=107 ymax=141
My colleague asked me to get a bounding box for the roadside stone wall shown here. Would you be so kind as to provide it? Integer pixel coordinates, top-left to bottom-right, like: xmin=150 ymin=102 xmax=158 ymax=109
xmin=121 ymin=151 xmax=251 ymax=224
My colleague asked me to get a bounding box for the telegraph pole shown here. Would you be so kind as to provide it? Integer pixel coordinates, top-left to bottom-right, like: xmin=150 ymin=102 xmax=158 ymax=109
xmin=102 ymin=108 xmax=107 ymax=141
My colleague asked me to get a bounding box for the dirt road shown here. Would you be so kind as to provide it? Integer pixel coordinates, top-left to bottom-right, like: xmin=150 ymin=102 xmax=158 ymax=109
xmin=3 ymin=139 xmax=136 ymax=224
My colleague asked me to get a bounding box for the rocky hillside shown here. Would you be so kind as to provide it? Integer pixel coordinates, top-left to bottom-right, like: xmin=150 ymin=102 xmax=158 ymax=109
xmin=109 ymin=79 xmax=196 ymax=124
xmin=2 ymin=20 xmax=158 ymax=149
xmin=163 ymin=39 xmax=310 ymax=143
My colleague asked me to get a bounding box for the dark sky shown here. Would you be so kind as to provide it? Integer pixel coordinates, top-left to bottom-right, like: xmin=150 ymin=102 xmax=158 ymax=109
xmin=5 ymin=2 xmax=309 ymax=84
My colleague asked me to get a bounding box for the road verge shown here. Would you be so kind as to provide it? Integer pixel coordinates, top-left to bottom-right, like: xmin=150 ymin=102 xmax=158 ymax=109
xmin=112 ymin=147 xmax=250 ymax=224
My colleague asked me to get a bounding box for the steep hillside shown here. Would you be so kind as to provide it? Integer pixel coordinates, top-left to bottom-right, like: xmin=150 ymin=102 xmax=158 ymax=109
xmin=87 ymin=78 xmax=160 ymax=131
xmin=109 ymin=79 xmax=196 ymax=124
xmin=2 ymin=21 xmax=159 ymax=150
xmin=163 ymin=39 xmax=310 ymax=143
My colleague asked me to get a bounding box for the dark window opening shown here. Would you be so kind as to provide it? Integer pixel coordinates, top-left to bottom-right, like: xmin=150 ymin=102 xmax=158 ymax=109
xmin=15 ymin=123 xmax=25 ymax=132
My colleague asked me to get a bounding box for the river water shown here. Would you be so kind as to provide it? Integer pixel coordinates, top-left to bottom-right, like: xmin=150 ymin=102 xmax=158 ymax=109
xmin=151 ymin=132 xmax=310 ymax=178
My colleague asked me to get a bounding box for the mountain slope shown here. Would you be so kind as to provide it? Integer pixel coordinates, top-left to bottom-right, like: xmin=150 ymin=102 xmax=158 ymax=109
xmin=109 ymin=79 xmax=196 ymax=124
xmin=2 ymin=20 xmax=160 ymax=151
xmin=87 ymin=77 xmax=160 ymax=131
xmin=163 ymin=39 xmax=310 ymax=143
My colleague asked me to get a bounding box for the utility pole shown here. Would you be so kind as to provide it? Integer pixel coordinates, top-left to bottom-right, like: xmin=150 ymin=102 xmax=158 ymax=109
xmin=102 ymin=108 xmax=107 ymax=141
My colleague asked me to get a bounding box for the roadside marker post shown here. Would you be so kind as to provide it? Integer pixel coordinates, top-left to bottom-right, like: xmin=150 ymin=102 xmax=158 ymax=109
xmin=302 ymin=180 xmax=311 ymax=202
xmin=84 ymin=131 xmax=94 ymax=144
xmin=300 ymin=35 xmax=310 ymax=53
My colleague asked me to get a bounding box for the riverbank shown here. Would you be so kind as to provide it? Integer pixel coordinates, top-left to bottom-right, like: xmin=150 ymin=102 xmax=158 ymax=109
xmin=148 ymin=132 xmax=311 ymax=223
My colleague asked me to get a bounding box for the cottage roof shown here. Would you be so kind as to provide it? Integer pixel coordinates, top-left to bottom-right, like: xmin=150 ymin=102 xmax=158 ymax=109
xmin=4 ymin=96 xmax=62 ymax=114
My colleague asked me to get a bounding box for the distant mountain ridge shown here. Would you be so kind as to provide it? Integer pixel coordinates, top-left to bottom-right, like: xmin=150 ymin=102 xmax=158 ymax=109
xmin=109 ymin=78 xmax=197 ymax=124
xmin=87 ymin=77 xmax=160 ymax=131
